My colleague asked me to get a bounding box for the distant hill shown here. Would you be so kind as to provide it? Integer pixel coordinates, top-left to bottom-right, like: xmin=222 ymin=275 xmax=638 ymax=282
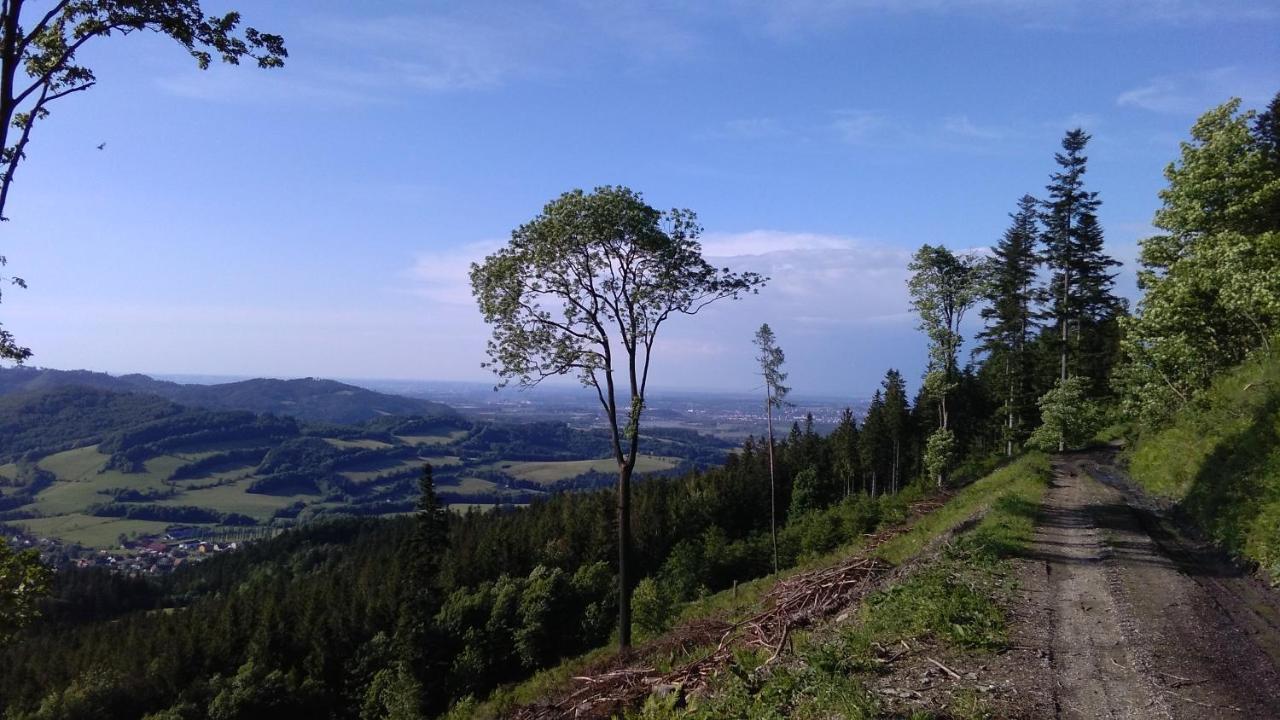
xmin=0 ymin=367 xmax=458 ymax=425
xmin=0 ymin=381 xmax=729 ymax=549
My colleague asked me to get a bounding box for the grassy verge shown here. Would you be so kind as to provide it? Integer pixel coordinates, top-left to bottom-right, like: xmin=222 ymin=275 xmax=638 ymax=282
xmin=631 ymin=452 xmax=1049 ymax=720
xmin=1128 ymin=348 xmax=1280 ymax=579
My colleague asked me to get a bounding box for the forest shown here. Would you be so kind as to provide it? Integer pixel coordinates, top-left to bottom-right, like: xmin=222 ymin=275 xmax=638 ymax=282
xmin=0 ymin=87 xmax=1275 ymax=718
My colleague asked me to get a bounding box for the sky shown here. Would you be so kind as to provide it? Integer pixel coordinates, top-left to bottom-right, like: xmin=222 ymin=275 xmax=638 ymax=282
xmin=1 ymin=0 xmax=1277 ymax=399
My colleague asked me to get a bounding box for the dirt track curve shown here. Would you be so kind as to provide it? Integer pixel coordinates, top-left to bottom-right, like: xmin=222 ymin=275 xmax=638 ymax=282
xmin=1016 ymin=450 xmax=1280 ymax=719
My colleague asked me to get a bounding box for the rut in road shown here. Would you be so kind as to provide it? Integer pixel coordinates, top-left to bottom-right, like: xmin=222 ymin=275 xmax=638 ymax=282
xmin=1021 ymin=451 xmax=1280 ymax=719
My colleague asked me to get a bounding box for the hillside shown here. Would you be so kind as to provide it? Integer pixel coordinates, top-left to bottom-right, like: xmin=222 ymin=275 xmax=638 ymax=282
xmin=1127 ymin=346 xmax=1280 ymax=581
xmin=0 ymin=385 xmax=727 ymax=550
xmin=0 ymin=366 xmax=459 ymax=424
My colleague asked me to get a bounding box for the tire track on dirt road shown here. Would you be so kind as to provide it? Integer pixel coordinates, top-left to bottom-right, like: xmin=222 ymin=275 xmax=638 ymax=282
xmin=1022 ymin=451 xmax=1280 ymax=719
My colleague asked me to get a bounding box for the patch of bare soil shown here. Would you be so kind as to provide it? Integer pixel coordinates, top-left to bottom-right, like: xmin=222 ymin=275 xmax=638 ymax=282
xmin=1006 ymin=450 xmax=1280 ymax=719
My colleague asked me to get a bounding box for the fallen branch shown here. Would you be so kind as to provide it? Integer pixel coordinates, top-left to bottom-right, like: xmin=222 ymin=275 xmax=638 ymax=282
xmin=926 ymin=656 xmax=962 ymax=680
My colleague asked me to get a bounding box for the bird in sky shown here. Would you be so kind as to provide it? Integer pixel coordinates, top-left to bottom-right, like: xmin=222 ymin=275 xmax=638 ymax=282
xmin=96 ymin=142 xmax=106 ymax=150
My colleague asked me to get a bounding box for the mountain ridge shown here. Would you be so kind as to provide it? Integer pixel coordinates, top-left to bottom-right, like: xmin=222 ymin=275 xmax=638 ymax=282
xmin=0 ymin=366 xmax=459 ymax=425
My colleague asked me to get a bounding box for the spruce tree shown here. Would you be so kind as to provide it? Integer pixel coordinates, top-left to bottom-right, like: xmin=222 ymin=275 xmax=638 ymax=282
xmin=1040 ymin=129 xmax=1123 ymax=391
xmin=978 ymin=195 xmax=1041 ymax=455
xmin=881 ymin=370 xmax=910 ymax=493
xmin=830 ymin=408 xmax=861 ymax=497
xmin=859 ymin=391 xmax=889 ymax=496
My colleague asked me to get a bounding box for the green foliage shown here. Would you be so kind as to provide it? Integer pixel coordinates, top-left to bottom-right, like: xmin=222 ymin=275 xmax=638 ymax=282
xmin=471 ymin=185 xmax=766 ymax=649
xmin=0 ymin=540 xmax=51 ymax=644
xmin=631 ymin=576 xmax=673 ymax=638
xmin=1129 ymin=346 xmax=1280 ymax=579
xmin=908 ymin=245 xmax=983 ymax=388
xmin=1121 ymin=94 xmax=1280 ymax=425
xmin=1027 ymin=377 xmax=1102 ymax=452
xmin=359 ymin=663 xmax=424 ymax=720
xmin=978 ymin=195 xmax=1042 ymax=453
xmin=754 ymin=324 xmax=790 ymax=409
xmin=638 ymin=455 xmax=1048 ymax=719
xmin=923 ymin=428 xmax=957 ymax=487
xmin=1040 ymin=129 xmax=1126 ymax=391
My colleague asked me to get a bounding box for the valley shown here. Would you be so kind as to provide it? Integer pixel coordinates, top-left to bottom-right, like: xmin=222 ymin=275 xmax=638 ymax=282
xmin=0 ymin=368 xmax=733 ymax=555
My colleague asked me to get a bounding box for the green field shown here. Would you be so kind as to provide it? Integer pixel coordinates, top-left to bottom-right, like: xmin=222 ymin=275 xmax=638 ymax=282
xmin=493 ymin=455 xmax=678 ymax=485
xmin=396 ymin=431 xmax=469 ymax=446
xmin=154 ymin=479 xmax=309 ymax=521
xmin=324 ymin=438 xmax=393 ymax=450
xmin=18 ymin=513 xmax=199 ymax=549
xmin=11 ymin=434 xmax=687 ymax=549
xmin=340 ymin=456 xmax=463 ymax=484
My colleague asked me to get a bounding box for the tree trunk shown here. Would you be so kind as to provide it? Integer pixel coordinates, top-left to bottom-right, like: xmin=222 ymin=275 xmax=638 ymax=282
xmin=616 ymin=462 xmax=632 ymax=650
xmin=892 ymin=439 xmax=900 ymax=495
xmin=766 ymin=398 xmax=778 ymax=575
xmin=1006 ymin=356 xmax=1014 ymax=457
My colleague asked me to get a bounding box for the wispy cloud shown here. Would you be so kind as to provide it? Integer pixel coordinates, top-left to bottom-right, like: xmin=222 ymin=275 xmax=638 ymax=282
xmin=409 ymin=241 xmax=503 ymax=305
xmin=739 ymin=0 xmax=1278 ymax=38
xmin=1117 ymin=66 xmax=1273 ymax=115
xmin=830 ymin=110 xmax=892 ymax=145
xmin=943 ymin=115 xmax=1006 ymax=141
xmin=719 ymin=117 xmax=792 ymax=140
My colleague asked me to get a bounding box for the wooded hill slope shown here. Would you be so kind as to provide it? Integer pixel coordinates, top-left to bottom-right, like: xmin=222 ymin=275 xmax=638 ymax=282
xmin=0 ymin=367 xmax=459 ymax=425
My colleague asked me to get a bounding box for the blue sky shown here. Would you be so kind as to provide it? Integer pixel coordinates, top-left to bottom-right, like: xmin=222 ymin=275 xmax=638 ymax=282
xmin=2 ymin=0 xmax=1276 ymax=398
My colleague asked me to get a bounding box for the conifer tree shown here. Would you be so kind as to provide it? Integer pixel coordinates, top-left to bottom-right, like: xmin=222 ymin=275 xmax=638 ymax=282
xmin=396 ymin=463 xmax=449 ymax=714
xmin=830 ymin=408 xmax=861 ymax=497
xmin=859 ymin=390 xmax=889 ymax=496
xmin=754 ymin=323 xmax=789 ymax=574
xmin=1040 ymin=130 xmax=1123 ymax=389
xmin=880 ymin=370 xmax=910 ymax=493
xmin=978 ymin=195 xmax=1041 ymax=455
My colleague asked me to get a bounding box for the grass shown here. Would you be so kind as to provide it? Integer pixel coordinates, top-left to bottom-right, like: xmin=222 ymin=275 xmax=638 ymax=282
xmin=1129 ymin=347 xmax=1280 ymax=579
xmin=875 ymin=453 xmax=1050 ymax=565
xmin=37 ymin=446 xmax=108 ymax=480
xmin=341 ymin=456 xmax=463 ymax=484
xmin=396 ymin=431 xmax=469 ymax=446
xmin=323 ymin=438 xmax=393 ymax=450
xmin=17 ymin=514 xmax=193 ymax=548
xmin=496 ymin=455 xmax=678 ymax=485
xmin=153 ymin=479 xmax=307 ymax=521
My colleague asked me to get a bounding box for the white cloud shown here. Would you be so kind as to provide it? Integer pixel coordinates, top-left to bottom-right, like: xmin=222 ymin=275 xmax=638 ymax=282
xmin=409 ymin=241 xmax=503 ymax=305
xmin=1117 ymin=67 xmax=1273 ymax=115
xmin=720 ymin=117 xmax=791 ymax=140
xmin=830 ymin=110 xmax=892 ymax=144
xmin=943 ymin=115 xmax=1005 ymax=141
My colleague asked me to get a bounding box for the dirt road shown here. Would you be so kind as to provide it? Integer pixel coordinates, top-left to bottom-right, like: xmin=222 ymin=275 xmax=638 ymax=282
xmin=1016 ymin=451 xmax=1280 ymax=719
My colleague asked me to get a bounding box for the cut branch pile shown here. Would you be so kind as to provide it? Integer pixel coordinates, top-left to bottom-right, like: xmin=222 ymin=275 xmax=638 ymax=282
xmin=510 ymin=494 xmax=951 ymax=720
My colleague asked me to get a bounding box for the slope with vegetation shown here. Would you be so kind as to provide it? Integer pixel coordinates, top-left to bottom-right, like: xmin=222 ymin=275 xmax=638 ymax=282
xmin=0 ymin=367 xmax=459 ymax=425
xmin=0 ymin=383 xmax=726 ymax=551
xmin=1128 ymin=347 xmax=1280 ymax=579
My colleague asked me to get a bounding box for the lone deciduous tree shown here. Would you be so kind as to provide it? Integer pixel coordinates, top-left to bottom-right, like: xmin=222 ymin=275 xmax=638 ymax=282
xmin=908 ymin=244 xmax=982 ymax=487
xmin=0 ymin=0 xmax=286 ymax=359
xmin=754 ymin=322 xmax=789 ymax=575
xmin=471 ymin=186 xmax=765 ymax=650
